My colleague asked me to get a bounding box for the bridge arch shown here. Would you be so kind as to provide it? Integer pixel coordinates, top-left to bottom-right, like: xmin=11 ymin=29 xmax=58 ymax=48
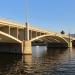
xmin=30 ymin=34 xmax=68 ymax=44
xmin=0 ymin=31 xmax=22 ymax=43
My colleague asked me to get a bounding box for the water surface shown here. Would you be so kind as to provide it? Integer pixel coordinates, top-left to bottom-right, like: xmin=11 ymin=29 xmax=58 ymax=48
xmin=0 ymin=46 xmax=75 ymax=75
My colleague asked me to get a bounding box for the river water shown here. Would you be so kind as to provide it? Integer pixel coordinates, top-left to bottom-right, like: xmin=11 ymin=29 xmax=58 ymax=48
xmin=0 ymin=46 xmax=75 ymax=75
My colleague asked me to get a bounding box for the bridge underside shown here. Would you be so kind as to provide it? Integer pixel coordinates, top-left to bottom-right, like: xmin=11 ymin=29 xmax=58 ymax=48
xmin=0 ymin=31 xmax=22 ymax=53
xmin=0 ymin=43 xmax=22 ymax=53
xmin=72 ymin=40 xmax=75 ymax=47
xmin=32 ymin=35 xmax=72 ymax=48
xmin=0 ymin=31 xmax=22 ymax=43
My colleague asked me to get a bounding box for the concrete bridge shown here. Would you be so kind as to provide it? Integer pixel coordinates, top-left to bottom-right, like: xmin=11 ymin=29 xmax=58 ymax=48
xmin=0 ymin=19 xmax=75 ymax=54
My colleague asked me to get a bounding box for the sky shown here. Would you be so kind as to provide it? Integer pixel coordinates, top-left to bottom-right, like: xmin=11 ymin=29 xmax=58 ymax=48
xmin=0 ymin=0 xmax=75 ymax=33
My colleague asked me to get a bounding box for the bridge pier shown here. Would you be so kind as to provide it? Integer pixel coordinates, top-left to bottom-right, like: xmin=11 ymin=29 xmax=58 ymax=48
xmin=23 ymin=41 xmax=32 ymax=55
xmin=68 ymin=41 xmax=72 ymax=48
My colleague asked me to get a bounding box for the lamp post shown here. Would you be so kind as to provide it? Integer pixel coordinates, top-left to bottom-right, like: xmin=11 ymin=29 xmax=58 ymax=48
xmin=25 ymin=0 xmax=29 ymax=41
xmin=23 ymin=0 xmax=32 ymax=54
xmin=69 ymin=32 xmax=70 ymax=47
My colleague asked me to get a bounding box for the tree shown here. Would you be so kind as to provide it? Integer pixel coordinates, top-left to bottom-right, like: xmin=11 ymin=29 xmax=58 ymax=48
xmin=61 ymin=30 xmax=65 ymax=34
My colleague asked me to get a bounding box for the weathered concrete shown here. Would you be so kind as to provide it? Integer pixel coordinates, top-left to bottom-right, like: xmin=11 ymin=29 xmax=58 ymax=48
xmin=68 ymin=41 xmax=72 ymax=48
xmin=0 ymin=26 xmax=10 ymax=34
xmin=23 ymin=41 xmax=32 ymax=54
xmin=10 ymin=28 xmax=18 ymax=38
xmin=32 ymin=31 xmax=37 ymax=38
xmin=19 ymin=29 xmax=24 ymax=40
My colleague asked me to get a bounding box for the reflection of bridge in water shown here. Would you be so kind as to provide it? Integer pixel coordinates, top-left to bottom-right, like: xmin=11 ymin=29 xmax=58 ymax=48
xmin=0 ymin=19 xmax=75 ymax=54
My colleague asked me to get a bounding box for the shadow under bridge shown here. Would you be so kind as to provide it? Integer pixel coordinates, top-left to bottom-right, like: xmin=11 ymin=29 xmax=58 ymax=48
xmin=31 ymin=34 xmax=68 ymax=48
xmin=0 ymin=31 xmax=22 ymax=53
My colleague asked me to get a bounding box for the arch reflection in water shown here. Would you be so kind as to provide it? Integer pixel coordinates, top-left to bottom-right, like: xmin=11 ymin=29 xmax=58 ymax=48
xmin=32 ymin=46 xmax=47 ymax=57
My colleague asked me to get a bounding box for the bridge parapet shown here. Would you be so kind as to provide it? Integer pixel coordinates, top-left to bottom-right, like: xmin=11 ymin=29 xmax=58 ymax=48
xmin=0 ymin=20 xmax=50 ymax=41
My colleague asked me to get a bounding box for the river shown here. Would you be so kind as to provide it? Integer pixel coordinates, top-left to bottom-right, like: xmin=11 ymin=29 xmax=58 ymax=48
xmin=0 ymin=46 xmax=75 ymax=75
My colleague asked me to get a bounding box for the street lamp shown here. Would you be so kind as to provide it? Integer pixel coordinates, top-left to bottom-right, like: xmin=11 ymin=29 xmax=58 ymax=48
xmin=24 ymin=0 xmax=29 ymax=41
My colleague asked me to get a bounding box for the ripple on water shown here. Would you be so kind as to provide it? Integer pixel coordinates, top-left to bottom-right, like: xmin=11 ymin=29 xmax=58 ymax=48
xmin=0 ymin=47 xmax=75 ymax=75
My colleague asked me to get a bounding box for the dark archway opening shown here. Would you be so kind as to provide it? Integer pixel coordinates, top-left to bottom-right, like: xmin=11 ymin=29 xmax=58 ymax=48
xmin=0 ymin=43 xmax=22 ymax=54
xmin=72 ymin=40 xmax=75 ymax=47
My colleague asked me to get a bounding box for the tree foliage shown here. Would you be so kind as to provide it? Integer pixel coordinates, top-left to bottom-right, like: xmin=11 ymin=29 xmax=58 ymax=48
xmin=61 ymin=30 xmax=65 ymax=34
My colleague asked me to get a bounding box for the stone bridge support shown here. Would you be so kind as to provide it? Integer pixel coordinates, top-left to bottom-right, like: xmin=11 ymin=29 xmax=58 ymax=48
xmin=68 ymin=41 xmax=72 ymax=48
xmin=23 ymin=41 xmax=32 ymax=54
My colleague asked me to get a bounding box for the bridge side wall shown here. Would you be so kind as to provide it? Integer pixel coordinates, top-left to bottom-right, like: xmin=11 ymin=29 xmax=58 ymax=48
xmin=29 ymin=30 xmax=32 ymax=40
xmin=32 ymin=31 xmax=37 ymax=38
xmin=37 ymin=32 xmax=41 ymax=36
xmin=10 ymin=28 xmax=18 ymax=38
xmin=0 ymin=26 xmax=10 ymax=34
xmin=19 ymin=29 xmax=24 ymax=40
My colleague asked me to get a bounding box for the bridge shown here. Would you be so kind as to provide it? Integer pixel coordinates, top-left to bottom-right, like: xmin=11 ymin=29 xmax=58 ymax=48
xmin=0 ymin=19 xmax=75 ymax=54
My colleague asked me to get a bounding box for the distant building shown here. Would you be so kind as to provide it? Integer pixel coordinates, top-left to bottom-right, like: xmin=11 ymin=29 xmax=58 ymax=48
xmin=70 ymin=34 xmax=75 ymax=37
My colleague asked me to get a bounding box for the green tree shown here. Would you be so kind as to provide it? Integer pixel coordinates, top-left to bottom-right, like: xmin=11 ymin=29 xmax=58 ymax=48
xmin=61 ymin=30 xmax=65 ymax=34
